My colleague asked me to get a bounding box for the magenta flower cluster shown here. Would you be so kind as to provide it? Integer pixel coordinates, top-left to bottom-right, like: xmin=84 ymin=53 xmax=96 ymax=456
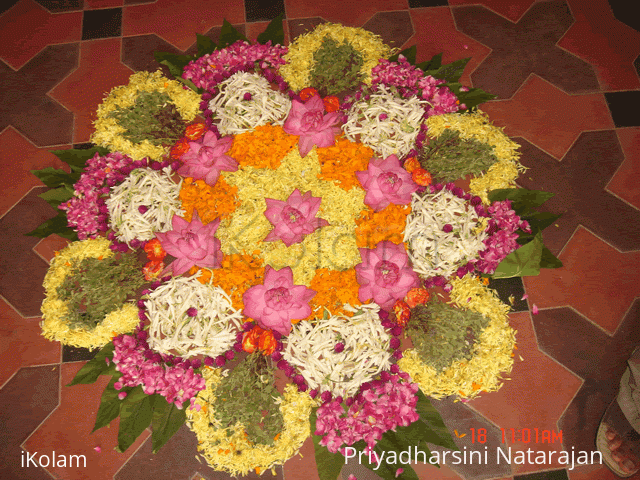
xmin=368 ymin=55 xmax=464 ymax=117
xmin=476 ymin=200 xmax=531 ymax=274
xmin=182 ymin=40 xmax=288 ymax=93
xmin=59 ymin=152 xmax=142 ymax=240
xmin=111 ymin=329 xmax=206 ymax=409
xmin=314 ymin=372 xmax=420 ymax=453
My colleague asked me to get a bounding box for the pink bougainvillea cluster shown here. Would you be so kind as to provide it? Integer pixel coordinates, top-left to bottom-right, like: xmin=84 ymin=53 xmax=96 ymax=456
xmin=60 ymin=152 xmax=142 ymax=240
xmin=111 ymin=326 xmax=206 ymax=409
xmin=314 ymin=371 xmax=420 ymax=453
xmin=476 ymin=199 xmax=531 ymax=274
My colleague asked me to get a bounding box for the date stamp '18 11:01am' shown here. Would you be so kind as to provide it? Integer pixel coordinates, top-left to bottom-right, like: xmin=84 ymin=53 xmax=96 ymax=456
xmin=464 ymin=428 xmax=563 ymax=444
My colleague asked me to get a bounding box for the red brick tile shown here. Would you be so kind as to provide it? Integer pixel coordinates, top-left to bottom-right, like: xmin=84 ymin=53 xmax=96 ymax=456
xmin=407 ymin=7 xmax=491 ymax=87
xmin=0 ymin=127 xmax=69 ymax=218
xmin=0 ymin=0 xmax=82 ymax=70
xmin=85 ymin=0 xmax=124 ymax=8
xmin=0 ymin=299 xmax=60 ymax=388
xmin=122 ymin=0 xmax=244 ymax=51
xmin=448 ymin=0 xmax=536 ymax=23
xmin=568 ymin=462 xmax=640 ymax=480
xmin=481 ymin=75 xmax=614 ymax=160
xmin=558 ymin=0 xmax=640 ymax=91
xmin=468 ymin=312 xmax=582 ymax=475
xmin=49 ymin=38 xmax=134 ymax=144
xmin=33 ymin=235 xmax=71 ymax=264
xmin=283 ymin=437 xmax=320 ymax=480
xmin=23 ymin=362 xmax=150 ymax=480
xmin=284 ymin=0 xmax=408 ymax=28
xmin=523 ymin=227 xmax=640 ymax=334
xmin=608 ymin=127 xmax=640 ymax=211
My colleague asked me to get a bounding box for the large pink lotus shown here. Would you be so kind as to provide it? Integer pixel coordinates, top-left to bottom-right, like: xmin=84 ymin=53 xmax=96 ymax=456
xmin=177 ymin=131 xmax=238 ymax=186
xmin=264 ymin=189 xmax=330 ymax=247
xmin=242 ymin=266 xmax=316 ymax=335
xmin=355 ymin=155 xmax=419 ymax=212
xmin=355 ymin=241 xmax=420 ymax=310
xmin=283 ymin=95 xmax=341 ymax=157
xmin=155 ymin=211 xmax=223 ymax=276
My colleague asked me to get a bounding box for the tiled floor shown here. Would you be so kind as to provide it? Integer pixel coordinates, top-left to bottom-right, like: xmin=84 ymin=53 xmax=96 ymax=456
xmin=0 ymin=0 xmax=639 ymax=479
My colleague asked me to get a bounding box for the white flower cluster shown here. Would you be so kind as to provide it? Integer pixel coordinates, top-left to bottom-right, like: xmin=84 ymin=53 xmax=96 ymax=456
xmin=342 ymin=85 xmax=427 ymax=158
xmin=404 ymin=189 xmax=488 ymax=279
xmin=208 ymin=72 xmax=291 ymax=135
xmin=145 ymin=276 xmax=242 ymax=358
xmin=282 ymin=304 xmax=392 ymax=398
xmin=106 ymin=167 xmax=183 ymax=245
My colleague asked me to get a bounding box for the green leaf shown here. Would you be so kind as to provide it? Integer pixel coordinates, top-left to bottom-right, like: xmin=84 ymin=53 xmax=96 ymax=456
xmin=416 ymin=52 xmax=442 ymax=72
xmin=24 ymin=212 xmax=78 ymax=241
xmin=492 ymin=232 xmax=544 ymax=279
xmin=217 ymin=20 xmax=248 ymax=50
xmin=389 ymin=45 xmax=417 ymax=65
xmin=487 ymin=188 xmax=555 ymax=215
xmin=176 ymin=76 xmax=201 ymax=93
xmin=415 ymin=389 xmax=459 ymax=451
xmin=38 ymin=186 xmax=74 ymax=209
xmin=67 ymin=343 xmax=116 ymax=386
xmin=92 ymin=373 xmax=124 ymax=432
xmin=150 ymin=396 xmax=186 ymax=453
xmin=450 ymin=84 xmax=496 ymax=111
xmin=117 ymin=386 xmax=154 ymax=452
xmin=310 ymin=409 xmax=345 ymax=480
xmin=196 ymin=33 xmax=217 ymax=57
xmin=50 ymin=147 xmax=109 ymax=173
xmin=540 ymin=246 xmax=563 ymax=269
xmin=154 ymin=51 xmax=194 ymax=78
xmin=350 ymin=438 xmax=420 ymax=480
xmin=428 ymin=57 xmax=469 ymax=83
xmin=522 ymin=211 xmax=561 ymax=233
xmin=256 ymin=14 xmax=285 ymax=45
xmin=30 ymin=167 xmax=78 ymax=189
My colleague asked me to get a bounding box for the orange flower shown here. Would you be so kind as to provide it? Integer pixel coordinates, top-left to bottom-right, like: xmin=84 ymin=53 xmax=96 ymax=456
xmin=412 ymin=168 xmax=432 ymax=186
xmin=184 ymin=123 xmax=206 ymax=141
xmin=179 ymin=176 xmax=240 ymax=225
xmin=242 ymin=326 xmax=263 ymax=353
xmin=393 ymin=300 xmax=411 ymax=327
xmin=308 ymin=269 xmax=361 ymax=317
xmin=403 ymin=157 xmax=420 ymax=173
xmin=258 ymin=330 xmax=277 ymax=355
xmin=170 ymin=138 xmax=190 ymax=160
xmin=227 ymin=124 xmax=297 ymax=169
xmin=355 ymin=204 xmax=410 ymax=248
xmin=316 ymin=136 xmax=373 ymax=191
xmin=144 ymin=238 xmax=166 ymax=261
xmin=323 ymin=96 xmax=340 ymax=113
xmin=143 ymin=260 xmax=164 ymax=281
xmin=299 ymin=87 xmax=319 ymax=102
xmin=405 ymin=287 xmax=430 ymax=308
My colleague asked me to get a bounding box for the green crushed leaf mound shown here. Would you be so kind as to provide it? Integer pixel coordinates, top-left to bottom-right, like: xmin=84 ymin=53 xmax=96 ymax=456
xmin=212 ymin=353 xmax=284 ymax=446
xmin=108 ymin=90 xmax=185 ymax=146
xmin=309 ymin=35 xmax=364 ymax=96
xmin=419 ymin=129 xmax=500 ymax=183
xmin=406 ymin=299 xmax=489 ymax=372
xmin=56 ymin=253 xmax=144 ymax=330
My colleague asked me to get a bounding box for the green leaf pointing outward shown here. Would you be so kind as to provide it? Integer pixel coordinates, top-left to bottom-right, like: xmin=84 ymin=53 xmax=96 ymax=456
xmin=493 ymin=232 xmax=544 ymax=278
xmin=389 ymin=45 xmax=417 ymax=65
xmin=50 ymin=146 xmax=110 ymax=173
xmin=24 ymin=212 xmax=78 ymax=241
xmin=68 ymin=343 xmax=116 ymax=386
xmin=257 ymin=14 xmax=285 ymax=46
xmin=151 ymin=395 xmax=186 ymax=453
xmin=117 ymin=387 xmax=155 ymax=452
xmin=217 ymin=20 xmax=248 ymax=50
xmin=92 ymin=374 xmax=126 ymax=433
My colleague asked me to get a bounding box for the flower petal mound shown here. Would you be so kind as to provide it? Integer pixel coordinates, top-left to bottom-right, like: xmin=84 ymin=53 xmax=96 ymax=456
xmin=356 ymin=154 xmax=419 ymax=212
xmin=177 ymin=131 xmax=238 ymax=186
xmin=145 ymin=276 xmax=242 ymax=358
xmin=283 ymin=95 xmax=341 ymax=157
xmin=355 ymin=240 xmax=419 ymax=310
xmin=156 ymin=210 xmax=223 ymax=275
xmin=242 ymin=266 xmax=316 ymax=336
xmin=282 ymin=305 xmax=392 ymax=398
xmin=264 ymin=188 xmax=330 ymax=246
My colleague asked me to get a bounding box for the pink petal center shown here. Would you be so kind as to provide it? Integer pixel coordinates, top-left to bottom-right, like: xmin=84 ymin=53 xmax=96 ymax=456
xmin=283 ymin=205 xmax=304 ymax=225
xmin=198 ymin=146 xmax=217 ymax=166
xmin=374 ymin=261 xmax=400 ymax=287
xmin=302 ymin=110 xmax=323 ymax=130
xmin=377 ymin=172 xmax=402 ymax=195
xmin=265 ymin=286 xmax=292 ymax=310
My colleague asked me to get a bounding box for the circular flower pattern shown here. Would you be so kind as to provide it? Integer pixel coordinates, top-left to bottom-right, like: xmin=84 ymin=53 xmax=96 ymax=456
xmin=41 ymin=238 xmax=139 ymax=349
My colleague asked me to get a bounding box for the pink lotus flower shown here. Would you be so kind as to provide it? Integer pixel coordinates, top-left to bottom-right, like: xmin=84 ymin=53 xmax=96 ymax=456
xmin=242 ymin=266 xmax=316 ymax=336
xmin=355 ymin=241 xmax=419 ymax=310
xmin=283 ymin=95 xmax=341 ymax=157
xmin=155 ymin=211 xmax=223 ymax=276
xmin=356 ymin=155 xmax=419 ymax=212
xmin=177 ymin=131 xmax=238 ymax=186
xmin=264 ymin=189 xmax=330 ymax=247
